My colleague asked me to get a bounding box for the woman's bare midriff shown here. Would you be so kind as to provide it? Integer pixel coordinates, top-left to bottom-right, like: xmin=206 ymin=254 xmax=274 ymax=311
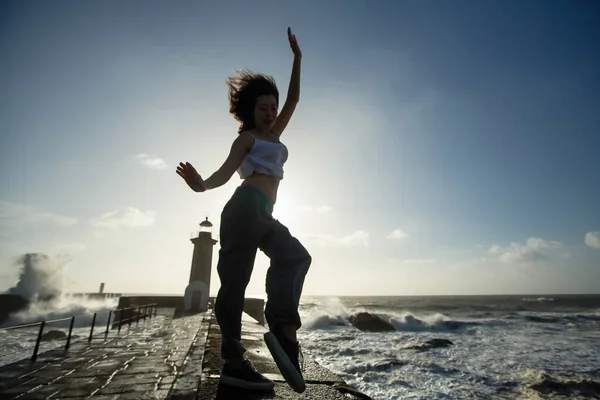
xmin=241 ymin=173 xmax=280 ymax=204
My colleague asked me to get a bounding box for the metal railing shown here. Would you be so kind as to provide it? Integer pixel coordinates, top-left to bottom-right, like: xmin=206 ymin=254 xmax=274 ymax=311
xmin=0 ymin=303 xmax=158 ymax=362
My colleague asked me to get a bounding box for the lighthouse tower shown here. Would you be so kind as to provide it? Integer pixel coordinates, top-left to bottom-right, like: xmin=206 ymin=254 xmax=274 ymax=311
xmin=184 ymin=217 xmax=218 ymax=312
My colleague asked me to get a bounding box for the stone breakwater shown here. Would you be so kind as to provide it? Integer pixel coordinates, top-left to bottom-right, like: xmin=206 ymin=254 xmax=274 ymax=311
xmin=0 ymin=308 xmax=372 ymax=399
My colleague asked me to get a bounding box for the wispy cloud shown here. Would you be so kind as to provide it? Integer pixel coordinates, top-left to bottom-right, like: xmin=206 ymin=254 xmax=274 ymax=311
xmin=53 ymin=242 xmax=87 ymax=253
xmin=400 ymin=259 xmax=436 ymax=265
xmin=135 ymin=153 xmax=168 ymax=170
xmin=303 ymin=230 xmax=369 ymax=247
xmin=387 ymin=228 xmax=409 ymax=240
xmin=488 ymin=237 xmax=562 ymax=264
xmin=0 ymin=201 xmax=77 ymax=227
xmin=89 ymin=207 xmax=155 ymax=229
xmin=316 ymin=205 xmax=333 ymax=214
xmin=297 ymin=205 xmax=333 ymax=214
xmin=585 ymin=231 xmax=600 ymax=249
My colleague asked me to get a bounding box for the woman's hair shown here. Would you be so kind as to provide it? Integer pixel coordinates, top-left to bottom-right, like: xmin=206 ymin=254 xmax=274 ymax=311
xmin=226 ymin=69 xmax=279 ymax=133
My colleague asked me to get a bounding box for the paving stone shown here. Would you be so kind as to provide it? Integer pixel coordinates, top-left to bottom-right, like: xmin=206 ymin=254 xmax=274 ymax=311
xmin=195 ymin=316 xmax=371 ymax=400
xmin=197 ymin=378 xmax=365 ymax=400
xmin=1 ymin=309 xmax=371 ymax=400
xmin=0 ymin=310 xmax=210 ymax=400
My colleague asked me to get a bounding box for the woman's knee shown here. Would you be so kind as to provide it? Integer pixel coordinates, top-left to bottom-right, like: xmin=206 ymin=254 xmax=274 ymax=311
xmin=302 ymin=253 xmax=312 ymax=272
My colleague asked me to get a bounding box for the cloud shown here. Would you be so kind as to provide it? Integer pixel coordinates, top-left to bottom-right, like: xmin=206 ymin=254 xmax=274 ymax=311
xmin=387 ymin=228 xmax=409 ymax=240
xmin=135 ymin=153 xmax=168 ymax=170
xmin=89 ymin=207 xmax=155 ymax=229
xmin=297 ymin=205 xmax=332 ymax=214
xmin=585 ymin=231 xmax=600 ymax=249
xmin=488 ymin=237 xmax=562 ymax=264
xmin=0 ymin=201 xmax=77 ymax=227
xmin=526 ymin=237 xmax=562 ymax=250
xmin=400 ymin=259 xmax=436 ymax=265
xmin=53 ymin=242 xmax=87 ymax=253
xmin=304 ymin=230 xmax=369 ymax=247
xmin=316 ymin=205 xmax=333 ymax=214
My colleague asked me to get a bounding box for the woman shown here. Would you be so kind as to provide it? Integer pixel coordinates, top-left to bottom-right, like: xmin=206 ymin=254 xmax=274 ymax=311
xmin=176 ymin=28 xmax=310 ymax=393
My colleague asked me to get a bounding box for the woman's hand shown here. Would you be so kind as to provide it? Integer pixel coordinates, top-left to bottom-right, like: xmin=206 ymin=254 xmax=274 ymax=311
xmin=288 ymin=27 xmax=302 ymax=59
xmin=176 ymin=162 xmax=206 ymax=192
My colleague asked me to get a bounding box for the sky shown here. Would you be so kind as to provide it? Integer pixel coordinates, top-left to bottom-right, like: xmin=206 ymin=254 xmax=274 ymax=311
xmin=1 ymin=0 xmax=599 ymax=297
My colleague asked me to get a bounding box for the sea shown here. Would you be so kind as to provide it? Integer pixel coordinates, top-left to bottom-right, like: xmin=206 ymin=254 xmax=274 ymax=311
xmin=1 ymin=294 xmax=599 ymax=399
xmin=296 ymin=295 xmax=600 ymax=399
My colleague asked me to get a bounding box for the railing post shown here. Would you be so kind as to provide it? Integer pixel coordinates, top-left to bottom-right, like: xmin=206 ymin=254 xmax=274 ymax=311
xmin=128 ymin=307 xmax=133 ymax=329
xmin=118 ymin=309 xmax=123 ymax=333
xmin=143 ymin=305 xmax=148 ymax=320
xmin=65 ymin=316 xmax=75 ymax=350
xmin=31 ymin=321 xmax=45 ymax=362
xmin=105 ymin=310 xmax=112 ymax=338
xmin=136 ymin=306 xmax=141 ymax=326
xmin=88 ymin=313 xmax=97 ymax=342
xmin=154 ymin=304 xmax=158 ymax=317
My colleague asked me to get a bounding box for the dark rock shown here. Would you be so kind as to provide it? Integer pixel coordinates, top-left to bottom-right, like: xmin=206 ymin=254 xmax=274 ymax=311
xmin=530 ymin=373 xmax=600 ymax=398
xmin=349 ymin=312 xmax=395 ymax=332
xmin=406 ymin=338 xmax=454 ymax=351
xmin=41 ymin=330 xmax=67 ymax=341
xmin=332 ymin=382 xmax=373 ymax=400
xmin=373 ymin=358 xmax=408 ymax=371
xmin=0 ymin=294 xmax=29 ymax=326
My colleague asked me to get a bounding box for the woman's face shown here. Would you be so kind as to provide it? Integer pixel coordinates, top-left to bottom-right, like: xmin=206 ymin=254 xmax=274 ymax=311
xmin=253 ymin=95 xmax=278 ymax=130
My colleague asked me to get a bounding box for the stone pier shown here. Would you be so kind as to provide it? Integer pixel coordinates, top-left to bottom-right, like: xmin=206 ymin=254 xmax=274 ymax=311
xmin=0 ymin=308 xmax=372 ymax=400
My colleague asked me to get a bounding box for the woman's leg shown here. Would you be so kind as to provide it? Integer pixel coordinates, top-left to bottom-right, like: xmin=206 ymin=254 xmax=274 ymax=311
xmin=214 ymin=188 xmax=274 ymax=391
xmin=215 ymin=244 xmax=257 ymax=363
xmin=259 ymin=220 xmax=311 ymax=392
xmin=260 ymin=220 xmax=312 ymax=338
xmin=214 ymin=188 xmax=264 ymax=363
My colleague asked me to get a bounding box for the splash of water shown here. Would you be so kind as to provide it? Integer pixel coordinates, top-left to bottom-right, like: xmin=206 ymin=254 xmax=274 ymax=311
xmin=302 ymin=297 xmax=351 ymax=330
xmin=6 ymin=253 xmax=70 ymax=301
xmin=2 ymin=253 xmax=118 ymax=327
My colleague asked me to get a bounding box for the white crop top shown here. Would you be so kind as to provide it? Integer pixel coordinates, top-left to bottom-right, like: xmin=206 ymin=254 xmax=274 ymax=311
xmin=237 ymin=133 xmax=289 ymax=180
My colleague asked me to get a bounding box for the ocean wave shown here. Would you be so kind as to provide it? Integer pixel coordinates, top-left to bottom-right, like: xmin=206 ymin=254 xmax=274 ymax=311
xmin=522 ymin=297 xmax=555 ymax=302
xmin=389 ymin=313 xmax=480 ymax=332
xmin=1 ymin=294 xmax=118 ymax=329
xmin=302 ymin=313 xmax=348 ymax=330
xmin=565 ymin=313 xmax=600 ymax=322
xmin=297 ymin=296 xmax=600 ymax=400
xmin=302 ymin=309 xmax=480 ymax=333
xmin=524 ymin=315 xmax=561 ymax=323
xmin=304 ymin=307 xmax=600 ymax=333
xmin=522 ymin=312 xmax=600 ymax=325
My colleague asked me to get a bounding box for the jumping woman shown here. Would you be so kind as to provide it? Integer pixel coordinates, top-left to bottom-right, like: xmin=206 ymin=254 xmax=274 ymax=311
xmin=176 ymin=28 xmax=310 ymax=393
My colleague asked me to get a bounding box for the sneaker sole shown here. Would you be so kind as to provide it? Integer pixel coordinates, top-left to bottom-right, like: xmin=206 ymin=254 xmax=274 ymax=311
xmin=219 ymin=375 xmax=274 ymax=392
xmin=264 ymin=332 xmax=306 ymax=393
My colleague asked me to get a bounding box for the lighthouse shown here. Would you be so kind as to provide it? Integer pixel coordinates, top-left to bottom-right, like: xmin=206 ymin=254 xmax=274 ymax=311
xmin=184 ymin=217 xmax=218 ymax=312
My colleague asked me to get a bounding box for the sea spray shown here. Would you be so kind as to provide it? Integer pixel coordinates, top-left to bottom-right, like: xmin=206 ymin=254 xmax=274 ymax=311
xmin=0 ymin=252 xmax=120 ymax=366
xmin=302 ymin=296 xmax=350 ymax=330
xmin=297 ymin=295 xmax=600 ymax=399
xmin=6 ymin=253 xmax=70 ymax=301
xmin=2 ymin=252 xmax=118 ymax=327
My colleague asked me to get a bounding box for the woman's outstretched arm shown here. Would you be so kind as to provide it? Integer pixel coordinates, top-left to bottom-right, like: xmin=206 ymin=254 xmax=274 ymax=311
xmin=176 ymin=133 xmax=252 ymax=192
xmin=272 ymin=27 xmax=302 ymax=137
xmin=203 ymin=133 xmax=252 ymax=190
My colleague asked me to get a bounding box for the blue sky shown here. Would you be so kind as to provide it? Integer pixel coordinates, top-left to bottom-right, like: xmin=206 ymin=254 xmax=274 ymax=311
xmin=1 ymin=0 xmax=599 ymax=296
